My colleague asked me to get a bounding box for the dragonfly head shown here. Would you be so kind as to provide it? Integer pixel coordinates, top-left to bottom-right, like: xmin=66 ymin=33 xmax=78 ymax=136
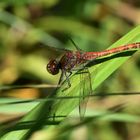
xmin=47 ymin=59 xmax=60 ymax=75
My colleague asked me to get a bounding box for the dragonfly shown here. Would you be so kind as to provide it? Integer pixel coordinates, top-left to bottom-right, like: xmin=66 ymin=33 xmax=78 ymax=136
xmin=47 ymin=42 xmax=140 ymax=118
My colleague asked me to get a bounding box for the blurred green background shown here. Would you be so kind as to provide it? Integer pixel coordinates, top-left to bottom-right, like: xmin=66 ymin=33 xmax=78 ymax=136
xmin=0 ymin=0 xmax=140 ymax=140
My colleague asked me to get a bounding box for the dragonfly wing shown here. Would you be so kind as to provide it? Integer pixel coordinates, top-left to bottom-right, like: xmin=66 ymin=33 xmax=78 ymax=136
xmin=79 ymin=68 xmax=92 ymax=119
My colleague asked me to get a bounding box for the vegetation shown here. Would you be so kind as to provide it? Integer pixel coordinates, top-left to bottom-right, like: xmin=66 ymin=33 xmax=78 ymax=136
xmin=0 ymin=0 xmax=140 ymax=140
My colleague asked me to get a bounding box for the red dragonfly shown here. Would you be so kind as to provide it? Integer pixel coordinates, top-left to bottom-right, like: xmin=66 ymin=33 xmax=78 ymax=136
xmin=47 ymin=42 xmax=140 ymax=118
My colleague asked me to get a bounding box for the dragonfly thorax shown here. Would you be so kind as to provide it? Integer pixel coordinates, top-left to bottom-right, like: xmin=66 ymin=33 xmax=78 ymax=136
xmin=47 ymin=59 xmax=60 ymax=75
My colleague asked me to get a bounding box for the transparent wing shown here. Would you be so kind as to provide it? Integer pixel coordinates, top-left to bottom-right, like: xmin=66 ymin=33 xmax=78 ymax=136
xmin=79 ymin=68 xmax=92 ymax=119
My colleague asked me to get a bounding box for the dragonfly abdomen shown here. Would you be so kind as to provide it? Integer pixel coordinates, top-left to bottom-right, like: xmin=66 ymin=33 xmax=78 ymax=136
xmin=82 ymin=42 xmax=140 ymax=60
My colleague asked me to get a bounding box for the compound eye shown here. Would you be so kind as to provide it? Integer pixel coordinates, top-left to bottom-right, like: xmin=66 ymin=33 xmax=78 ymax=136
xmin=46 ymin=59 xmax=59 ymax=75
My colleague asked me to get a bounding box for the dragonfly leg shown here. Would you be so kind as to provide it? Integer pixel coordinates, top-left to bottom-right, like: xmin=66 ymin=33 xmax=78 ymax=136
xmin=61 ymin=71 xmax=72 ymax=92
xmin=48 ymin=105 xmax=56 ymax=121
xmin=65 ymin=71 xmax=72 ymax=87
xmin=58 ymin=72 xmax=65 ymax=85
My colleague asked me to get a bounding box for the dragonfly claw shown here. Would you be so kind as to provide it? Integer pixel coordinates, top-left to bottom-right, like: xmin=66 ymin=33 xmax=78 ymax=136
xmin=62 ymin=83 xmax=71 ymax=92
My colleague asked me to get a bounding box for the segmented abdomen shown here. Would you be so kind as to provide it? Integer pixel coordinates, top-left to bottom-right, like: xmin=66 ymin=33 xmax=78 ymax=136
xmin=82 ymin=42 xmax=140 ymax=60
